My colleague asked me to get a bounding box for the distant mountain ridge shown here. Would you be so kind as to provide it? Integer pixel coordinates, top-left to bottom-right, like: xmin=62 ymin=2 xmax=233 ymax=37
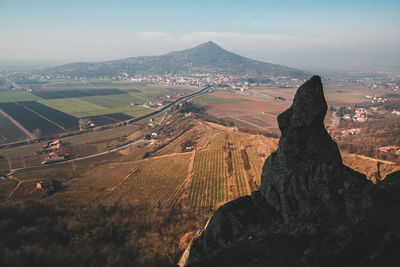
xmin=42 ymin=41 xmax=309 ymax=79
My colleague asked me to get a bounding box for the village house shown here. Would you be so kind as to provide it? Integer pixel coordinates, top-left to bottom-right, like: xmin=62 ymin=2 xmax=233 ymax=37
xmin=353 ymin=108 xmax=368 ymax=122
xmin=392 ymin=110 xmax=400 ymax=116
xmin=36 ymin=181 xmax=44 ymax=189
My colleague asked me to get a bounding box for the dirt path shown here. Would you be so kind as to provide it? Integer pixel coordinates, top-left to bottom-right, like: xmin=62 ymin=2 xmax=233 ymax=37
xmin=347 ymin=153 xmax=396 ymax=165
xmin=229 ymin=116 xmax=264 ymax=129
xmin=6 ymin=181 xmax=22 ymax=200
xmin=180 ymin=150 xmax=196 ymax=202
xmin=328 ymin=111 xmax=339 ymax=130
xmin=0 ymin=108 xmax=35 ymax=139
xmin=106 ymin=168 xmax=138 ymax=192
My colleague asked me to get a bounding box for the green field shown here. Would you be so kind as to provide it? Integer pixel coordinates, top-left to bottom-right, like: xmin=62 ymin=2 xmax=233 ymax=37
xmin=0 ymin=91 xmax=41 ymax=103
xmin=122 ymin=106 xmax=153 ymax=117
xmin=39 ymin=98 xmax=153 ymax=118
xmin=136 ymin=87 xmax=167 ymax=95
xmin=79 ymin=93 xmax=154 ymax=108
xmin=193 ymin=94 xmax=251 ymax=104
xmin=39 ymin=98 xmax=108 ymax=117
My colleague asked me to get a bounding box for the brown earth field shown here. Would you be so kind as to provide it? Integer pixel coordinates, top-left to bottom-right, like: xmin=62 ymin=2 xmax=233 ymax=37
xmin=203 ymin=89 xmax=337 ymax=132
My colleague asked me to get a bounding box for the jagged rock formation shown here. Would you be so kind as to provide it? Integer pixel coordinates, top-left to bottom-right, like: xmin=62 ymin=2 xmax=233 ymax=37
xmin=260 ymin=76 xmax=370 ymax=225
xmin=179 ymin=76 xmax=400 ymax=267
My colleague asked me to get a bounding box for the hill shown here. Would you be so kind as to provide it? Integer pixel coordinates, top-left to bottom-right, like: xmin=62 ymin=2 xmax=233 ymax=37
xmin=40 ymin=41 xmax=309 ymax=79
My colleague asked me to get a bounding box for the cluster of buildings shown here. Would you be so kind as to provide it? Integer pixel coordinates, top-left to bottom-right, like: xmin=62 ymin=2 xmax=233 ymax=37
xmin=128 ymin=73 xmax=303 ymax=89
xmin=341 ymin=107 xmax=369 ymax=122
xmin=341 ymin=128 xmax=361 ymax=136
xmin=353 ymin=108 xmax=368 ymax=122
xmin=365 ymin=95 xmax=388 ymax=104
xmin=40 ymin=139 xmax=68 ymax=164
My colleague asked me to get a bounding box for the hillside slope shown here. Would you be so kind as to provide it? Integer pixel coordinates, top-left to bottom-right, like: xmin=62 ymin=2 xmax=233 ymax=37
xmin=41 ymin=41 xmax=309 ymax=79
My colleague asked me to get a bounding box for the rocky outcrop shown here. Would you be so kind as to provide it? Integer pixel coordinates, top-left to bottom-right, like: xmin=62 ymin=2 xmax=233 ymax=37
xmin=260 ymin=76 xmax=370 ymax=225
xmin=179 ymin=76 xmax=400 ymax=266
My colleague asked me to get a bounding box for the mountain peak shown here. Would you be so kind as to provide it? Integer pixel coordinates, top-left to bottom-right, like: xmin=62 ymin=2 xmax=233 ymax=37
xmin=169 ymin=40 xmax=227 ymax=57
xmin=194 ymin=41 xmax=222 ymax=50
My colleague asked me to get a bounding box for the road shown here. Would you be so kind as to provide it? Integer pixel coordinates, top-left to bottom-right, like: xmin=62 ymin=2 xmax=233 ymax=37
xmin=328 ymin=111 xmax=339 ymax=130
xmin=346 ymin=153 xmax=396 ymax=165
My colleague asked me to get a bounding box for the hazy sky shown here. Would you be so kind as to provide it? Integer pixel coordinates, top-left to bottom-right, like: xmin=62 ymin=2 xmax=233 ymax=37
xmin=1 ymin=0 xmax=399 ymax=70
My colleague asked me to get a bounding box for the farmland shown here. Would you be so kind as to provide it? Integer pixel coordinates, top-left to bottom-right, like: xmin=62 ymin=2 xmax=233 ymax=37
xmin=88 ymin=113 xmax=133 ymax=126
xmin=0 ymin=102 xmax=65 ymax=137
xmin=38 ymin=98 xmax=108 ymax=117
xmin=54 ymin=153 xmax=192 ymax=207
xmin=193 ymin=94 xmax=251 ymax=104
xmin=187 ymin=129 xmax=277 ymax=209
xmin=0 ymin=91 xmax=41 ymax=103
xmin=3 ymin=117 xmax=278 ymax=210
xmin=188 ymin=132 xmax=229 ymax=208
xmin=137 ymin=87 xmax=168 ymax=95
xmin=0 ymin=82 xmax=196 ymax=145
xmin=39 ymin=98 xmax=153 ymax=118
xmin=0 ymin=112 xmax=28 ymax=144
xmin=31 ymin=88 xmax=128 ymax=99
xmin=21 ymin=101 xmax=79 ymax=130
xmin=79 ymin=93 xmax=151 ymax=108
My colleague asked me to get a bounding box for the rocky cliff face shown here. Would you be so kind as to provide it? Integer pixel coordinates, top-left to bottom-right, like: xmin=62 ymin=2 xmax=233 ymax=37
xmin=179 ymin=76 xmax=400 ymax=267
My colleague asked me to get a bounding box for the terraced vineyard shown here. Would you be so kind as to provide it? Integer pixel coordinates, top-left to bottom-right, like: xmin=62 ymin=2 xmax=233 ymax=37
xmin=103 ymin=154 xmax=191 ymax=206
xmin=236 ymin=132 xmax=275 ymax=187
xmin=60 ymin=154 xmax=191 ymax=206
xmin=68 ymin=162 xmax=138 ymax=191
xmin=188 ymin=130 xmax=276 ymax=209
xmin=188 ymin=132 xmax=229 ymax=208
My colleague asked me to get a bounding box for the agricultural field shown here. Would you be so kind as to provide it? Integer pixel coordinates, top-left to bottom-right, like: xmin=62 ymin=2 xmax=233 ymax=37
xmin=187 ymin=130 xmax=277 ymax=209
xmin=193 ymin=94 xmax=251 ymax=104
xmin=31 ymin=88 xmax=128 ymax=99
xmin=88 ymin=113 xmax=133 ymax=126
xmin=0 ymin=91 xmax=40 ymax=103
xmin=20 ymin=101 xmax=79 ymax=130
xmin=0 ymin=83 xmax=192 ymax=145
xmin=0 ymin=112 xmax=29 ymax=144
xmin=39 ymin=98 xmax=152 ymax=118
xmin=0 ymin=102 xmax=65 ymax=137
xmin=188 ymin=132 xmax=229 ymax=208
xmin=38 ymin=98 xmax=107 ymax=117
xmin=79 ymin=93 xmax=150 ymax=108
xmin=59 ymin=153 xmax=191 ymax=207
xmin=136 ymin=87 xmax=167 ymax=95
